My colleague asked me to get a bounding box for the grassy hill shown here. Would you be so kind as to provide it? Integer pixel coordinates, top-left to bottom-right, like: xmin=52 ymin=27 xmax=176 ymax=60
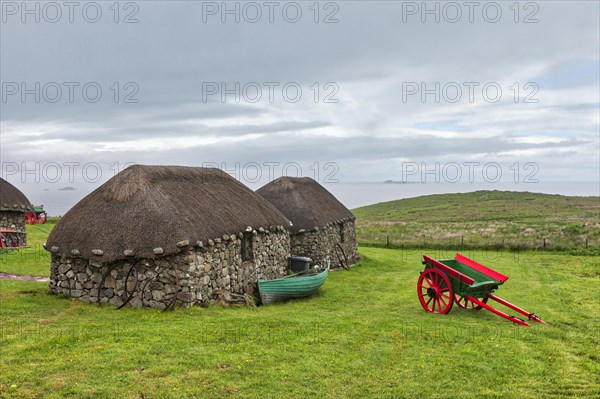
xmin=353 ymin=190 xmax=600 ymax=253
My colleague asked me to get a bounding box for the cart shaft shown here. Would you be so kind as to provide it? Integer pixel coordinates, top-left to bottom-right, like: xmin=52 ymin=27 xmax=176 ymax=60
xmin=466 ymin=296 xmax=530 ymax=326
xmin=487 ymin=294 xmax=546 ymax=324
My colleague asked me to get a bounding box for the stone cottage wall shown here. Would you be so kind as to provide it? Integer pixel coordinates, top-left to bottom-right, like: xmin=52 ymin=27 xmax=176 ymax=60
xmin=290 ymin=220 xmax=358 ymax=268
xmin=49 ymin=228 xmax=290 ymax=309
xmin=0 ymin=211 xmax=27 ymax=246
xmin=340 ymin=220 xmax=358 ymax=262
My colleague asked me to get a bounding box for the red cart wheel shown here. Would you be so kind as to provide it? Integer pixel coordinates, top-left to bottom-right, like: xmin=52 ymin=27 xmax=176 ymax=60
xmin=417 ymin=269 xmax=454 ymax=314
xmin=37 ymin=212 xmax=47 ymax=224
xmin=25 ymin=212 xmax=36 ymax=225
xmin=454 ymin=295 xmax=488 ymax=310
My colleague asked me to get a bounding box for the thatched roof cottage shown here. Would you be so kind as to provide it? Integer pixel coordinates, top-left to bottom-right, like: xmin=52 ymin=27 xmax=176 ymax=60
xmin=257 ymin=177 xmax=358 ymax=268
xmin=46 ymin=165 xmax=291 ymax=309
xmin=0 ymin=177 xmax=33 ymax=245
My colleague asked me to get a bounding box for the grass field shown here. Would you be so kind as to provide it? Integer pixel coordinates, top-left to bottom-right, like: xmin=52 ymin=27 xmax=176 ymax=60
xmin=354 ymin=191 xmax=600 ymax=253
xmin=0 ymin=198 xmax=600 ymax=399
xmin=1 ymin=219 xmax=599 ymax=398
xmin=0 ymin=220 xmax=56 ymax=277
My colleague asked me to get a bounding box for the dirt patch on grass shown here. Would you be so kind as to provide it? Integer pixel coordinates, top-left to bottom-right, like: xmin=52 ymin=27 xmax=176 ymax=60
xmin=0 ymin=272 xmax=49 ymax=283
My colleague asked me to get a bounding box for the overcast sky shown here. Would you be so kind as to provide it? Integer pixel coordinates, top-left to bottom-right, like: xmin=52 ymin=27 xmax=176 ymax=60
xmin=1 ymin=1 xmax=599 ymax=206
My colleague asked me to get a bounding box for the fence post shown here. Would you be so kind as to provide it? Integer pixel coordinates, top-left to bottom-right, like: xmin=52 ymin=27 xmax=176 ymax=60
xmin=386 ymin=235 xmax=389 ymax=247
xmin=461 ymin=236 xmax=464 ymax=247
xmin=543 ymin=238 xmax=546 ymax=250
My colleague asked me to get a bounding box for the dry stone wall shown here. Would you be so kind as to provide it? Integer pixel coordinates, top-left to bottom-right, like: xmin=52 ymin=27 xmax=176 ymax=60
xmin=0 ymin=211 xmax=27 ymax=246
xmin=290 ymin=220 xmax=358 ymax=268
xmin=49 ymin=228 xmax=290 ymax=309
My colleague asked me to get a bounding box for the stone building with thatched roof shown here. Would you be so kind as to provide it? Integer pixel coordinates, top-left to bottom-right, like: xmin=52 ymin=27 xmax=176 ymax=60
xmin=257 ymin=177 xmax=358 ymax=268
xmin=46 ymin=165 xmax=291 ymax=309
xmin=0 ymin=177 xmax=33 ymax=245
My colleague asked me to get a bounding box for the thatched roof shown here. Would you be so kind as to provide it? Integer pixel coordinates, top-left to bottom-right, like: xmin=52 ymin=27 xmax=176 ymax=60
xmin=0 ymin=178 xmax=33 ymax=212
xmin=256 ymin=177 xmax=354 ymax=234
xmin=46 ymin=165 xmax=290 ymax=261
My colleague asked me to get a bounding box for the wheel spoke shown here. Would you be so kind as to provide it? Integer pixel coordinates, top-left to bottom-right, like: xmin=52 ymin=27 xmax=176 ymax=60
xmin=436 ymin=297 xmax=443 ymax=312
xmin=424 ymin=275 xmax=434 ymax=287
xmin=426 ymin=297 xmax=433 ymax=308
xmin=440 ymin=296 xmax=448 ymax=308
xmin=455 ymin=294 xmax=484 ymax=310
xmin=438 ymin=297 xmax=444 ymax=311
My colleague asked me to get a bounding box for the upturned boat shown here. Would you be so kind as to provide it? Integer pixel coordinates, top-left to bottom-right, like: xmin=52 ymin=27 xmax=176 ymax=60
xmin=257 ymin=267 xmax=329 ymax=305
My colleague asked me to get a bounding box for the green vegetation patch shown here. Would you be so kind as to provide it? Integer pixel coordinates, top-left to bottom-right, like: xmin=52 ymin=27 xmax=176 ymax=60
xmin=353 ymin=191 xmax=600 ymax=253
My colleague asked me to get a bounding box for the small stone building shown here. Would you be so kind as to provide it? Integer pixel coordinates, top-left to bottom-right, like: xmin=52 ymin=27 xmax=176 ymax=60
xmin=0 ymin=177 xmax=33 ymax=246
xmin=257 ymin=177 xmax=358 ymax=268
xmin=46 ymin=165 xmax=291 ymax=309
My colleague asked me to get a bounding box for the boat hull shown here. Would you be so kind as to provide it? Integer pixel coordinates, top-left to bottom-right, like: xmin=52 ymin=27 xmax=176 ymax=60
xmin=258 ymin=268 xmax=329 ymax=305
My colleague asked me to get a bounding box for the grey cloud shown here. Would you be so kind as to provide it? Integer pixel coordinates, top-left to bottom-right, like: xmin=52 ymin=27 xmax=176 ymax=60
xmin=1 ymin=0 xmax=599 ymax=196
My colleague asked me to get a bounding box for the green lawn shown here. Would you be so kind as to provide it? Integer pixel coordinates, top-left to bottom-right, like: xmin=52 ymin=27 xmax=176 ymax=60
xmin=0 ymin=220 xmax=56 ymax=277
xmin=1 ymin=245 xmax=598 ymax=398
xmin=353 ymin=191 xmax=600 ymax=253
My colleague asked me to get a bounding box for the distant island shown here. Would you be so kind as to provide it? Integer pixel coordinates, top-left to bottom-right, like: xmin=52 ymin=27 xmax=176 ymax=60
xmin=58 ymin=186 xmax=77 ymax=191
xmin=383 ymin=180 xmax=414 ymax=184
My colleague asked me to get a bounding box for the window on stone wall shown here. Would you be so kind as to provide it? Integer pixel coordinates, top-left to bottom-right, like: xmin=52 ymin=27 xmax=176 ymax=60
xmin=242 ymin=232 xmax=254 ymax=261
xmin=339 ymin=223 xmax=345 ymax=243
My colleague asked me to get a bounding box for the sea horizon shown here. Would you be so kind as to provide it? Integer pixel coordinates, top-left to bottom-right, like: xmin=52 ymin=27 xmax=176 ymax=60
xmin=15 ymin=180 xmax=600 ymax=217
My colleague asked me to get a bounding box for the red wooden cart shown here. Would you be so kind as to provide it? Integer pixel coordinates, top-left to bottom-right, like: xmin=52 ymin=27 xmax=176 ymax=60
xmin=417 ymin=253 xmax=546 ymax=326
xmin=26 ymin=204 xmax=47 ymax=225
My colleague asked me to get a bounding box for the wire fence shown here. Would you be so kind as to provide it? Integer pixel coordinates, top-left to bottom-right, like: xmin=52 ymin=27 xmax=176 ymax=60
xmin=358 ymin=234 xmax=598 ymax=253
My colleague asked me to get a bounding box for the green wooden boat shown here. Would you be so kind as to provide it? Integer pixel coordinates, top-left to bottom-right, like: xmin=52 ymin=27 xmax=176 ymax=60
xmin=258 ymin=267 xmax=329 ymax=305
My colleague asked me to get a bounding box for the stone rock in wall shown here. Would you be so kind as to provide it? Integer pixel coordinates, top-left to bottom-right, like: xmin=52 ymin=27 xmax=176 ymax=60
xmin=58 ymin=263 xmax=70 ymax=274
xmin=151 ymin=290 xmax=165 ymax=301
xmin=147 ymin=300 xmax=167 ymax=310
xmin=104 ymin=277 xmax=116 ymax=289
xmin=129 ymin=297 xmax=142 ymax=307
